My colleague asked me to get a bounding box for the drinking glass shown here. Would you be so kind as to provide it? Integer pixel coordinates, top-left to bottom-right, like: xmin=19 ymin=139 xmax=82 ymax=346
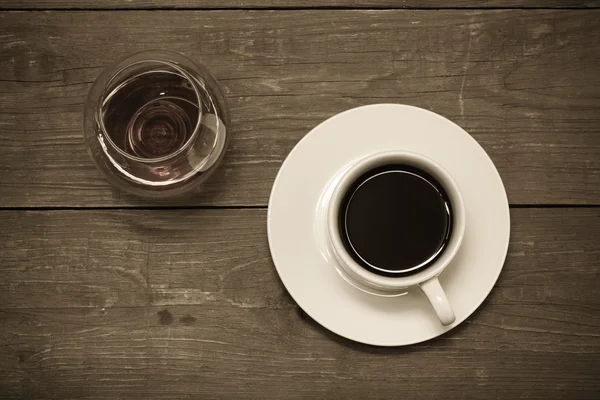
xmin=83 ymin=50 xmax=229 ymax=198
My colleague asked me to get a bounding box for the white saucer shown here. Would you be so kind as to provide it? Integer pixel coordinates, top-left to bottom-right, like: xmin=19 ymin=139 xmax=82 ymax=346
xmin=267 ymin=104 xmax=510 ymax=346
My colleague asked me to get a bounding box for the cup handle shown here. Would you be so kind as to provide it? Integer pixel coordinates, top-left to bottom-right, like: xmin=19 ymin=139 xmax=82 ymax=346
xmin=419 ymin=277 xmax=455 ymax=326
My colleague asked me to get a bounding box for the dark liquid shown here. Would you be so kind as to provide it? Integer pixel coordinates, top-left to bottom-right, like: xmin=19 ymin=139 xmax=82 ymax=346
xmin=102 ymin=70 xmax=200 ymax=159
xmin=339 ymin=165 xmax=452 ymax=276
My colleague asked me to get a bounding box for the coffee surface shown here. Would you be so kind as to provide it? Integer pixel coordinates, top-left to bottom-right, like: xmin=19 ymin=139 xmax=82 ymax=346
xmin=340 ymin=165 xmax=452 ymax=275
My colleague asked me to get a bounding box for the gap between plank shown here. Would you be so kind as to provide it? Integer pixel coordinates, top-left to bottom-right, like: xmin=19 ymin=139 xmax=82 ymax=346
xmin=0 ymin=205 xmax=268 ymax=211
xmin=0 ymin=204 xmax=598 ymax=211
xmin=0 ymin=6 xmax=598 ymax=11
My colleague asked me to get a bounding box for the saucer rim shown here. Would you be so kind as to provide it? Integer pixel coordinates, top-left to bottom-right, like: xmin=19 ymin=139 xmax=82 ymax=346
xmin=267 ymin=103 xmax=511 ymax=346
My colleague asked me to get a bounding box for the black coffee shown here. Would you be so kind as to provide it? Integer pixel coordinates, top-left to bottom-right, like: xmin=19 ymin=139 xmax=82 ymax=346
xmin=339 ymin=165 xmax=452 ymax=276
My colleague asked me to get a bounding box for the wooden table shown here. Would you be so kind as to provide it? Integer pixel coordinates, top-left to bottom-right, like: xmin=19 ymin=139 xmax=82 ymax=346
xmin=1 ymin=1 xmax=599 ymax=398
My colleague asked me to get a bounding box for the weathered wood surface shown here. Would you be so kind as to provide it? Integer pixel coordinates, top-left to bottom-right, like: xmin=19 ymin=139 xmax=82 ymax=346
xmin=1 ymin=10 xmax=599 ymax=207
xmin=2 ymin=0 xmax=599 ymax=10
xmin=0 ymin=208 xmax=598 ymax=398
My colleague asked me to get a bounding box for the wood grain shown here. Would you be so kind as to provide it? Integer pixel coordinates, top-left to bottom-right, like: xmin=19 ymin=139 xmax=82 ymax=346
xmin=2 ymin=0 xmax=599 ymax=10
xmin=0 ymin=10 xmax=599 ymax=207
xmin=0 ymin=208 xmax=598 ymax=398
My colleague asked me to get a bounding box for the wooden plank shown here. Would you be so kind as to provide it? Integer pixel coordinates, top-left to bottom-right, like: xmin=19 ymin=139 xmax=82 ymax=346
xmin=0 ymin=208 xmax=598 ymax=398
xmin=0 ymin=208 xmax=598 ymax=308
xmin=2 ymin=0 xmax=599 ymax=10
xmin=0 ymin=10 xmax=599 ymax=207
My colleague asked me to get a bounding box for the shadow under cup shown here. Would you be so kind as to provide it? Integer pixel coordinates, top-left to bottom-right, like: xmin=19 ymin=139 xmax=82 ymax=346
xmin=327 ymin=151 xmax=465 ymax=326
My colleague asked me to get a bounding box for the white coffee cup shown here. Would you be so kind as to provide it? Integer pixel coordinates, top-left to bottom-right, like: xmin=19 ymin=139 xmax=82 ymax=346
xmin=326 ymin=151 xmax=465 ymax=326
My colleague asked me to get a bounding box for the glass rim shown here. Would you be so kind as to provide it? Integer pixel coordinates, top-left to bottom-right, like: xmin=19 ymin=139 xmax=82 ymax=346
xmin=96 ymin=54 xmax=204 ymax=164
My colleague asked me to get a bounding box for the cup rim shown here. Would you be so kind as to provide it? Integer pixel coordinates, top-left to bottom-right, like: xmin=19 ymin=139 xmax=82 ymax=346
xmin=327 ymin=151 xmax=466 ymax=291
